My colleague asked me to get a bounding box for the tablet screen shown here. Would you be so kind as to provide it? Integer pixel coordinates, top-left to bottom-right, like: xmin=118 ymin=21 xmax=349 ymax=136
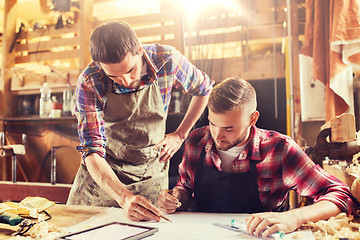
xmin=58 ymin=222 xmax=158 ymax=240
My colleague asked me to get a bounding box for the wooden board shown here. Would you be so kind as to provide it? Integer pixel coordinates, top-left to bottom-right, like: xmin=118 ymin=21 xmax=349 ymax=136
xmin=0 ymin=204 xmax=105 ymax=239
xmin=0 ymin=181 xmax=72 ymax=204
xmin=47 ymin=204 xmax=105 ymax=228
xmin=323 ymin=161 xmax=360 ymax=202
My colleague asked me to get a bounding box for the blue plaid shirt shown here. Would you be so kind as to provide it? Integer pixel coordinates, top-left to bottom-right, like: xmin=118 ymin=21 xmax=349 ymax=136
xmin=75 ymin=44 xmax=213 ymax=160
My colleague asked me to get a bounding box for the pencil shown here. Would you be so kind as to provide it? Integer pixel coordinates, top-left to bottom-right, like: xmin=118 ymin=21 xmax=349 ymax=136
xmin=160 ymin=214 xmax=172 ymax=222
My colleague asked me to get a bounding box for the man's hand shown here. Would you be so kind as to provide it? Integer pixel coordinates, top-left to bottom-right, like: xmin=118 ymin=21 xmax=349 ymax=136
xmin=154 ymin=132 xmax=184 ymax=162
xmin=122 ymin=194 xmax=162 ymax=222
xmin=245 ymin=211 xmax=301 ymax=237
xmin=158 ymin=189 xmax=181 ymax=214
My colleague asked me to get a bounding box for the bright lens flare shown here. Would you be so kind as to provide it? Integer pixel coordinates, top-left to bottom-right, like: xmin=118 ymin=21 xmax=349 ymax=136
xmin=181 ymin=0 xmax=240 ymax=17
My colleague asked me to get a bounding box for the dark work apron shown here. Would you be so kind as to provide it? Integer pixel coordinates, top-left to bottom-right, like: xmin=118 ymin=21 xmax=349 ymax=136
xmin=67 ymin=80 xmax=168 ymax=207
xmin=193 ymin=148 xmax=265 ymax=213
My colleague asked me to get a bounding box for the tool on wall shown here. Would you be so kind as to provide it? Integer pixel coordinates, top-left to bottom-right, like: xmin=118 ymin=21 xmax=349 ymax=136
xmin=9 ymin=23 xmax=25 ymax=53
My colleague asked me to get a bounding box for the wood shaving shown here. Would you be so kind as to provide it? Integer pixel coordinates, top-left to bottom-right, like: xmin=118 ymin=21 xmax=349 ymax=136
xmin=8 ymin=220 xmax=65 ymax=240
xmin=303 ymin=212 xmax=360 ymax=240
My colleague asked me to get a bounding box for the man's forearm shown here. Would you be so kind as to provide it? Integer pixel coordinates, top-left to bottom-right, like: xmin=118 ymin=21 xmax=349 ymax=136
xmin=85 ymin=153 xmax=134 ymax=207
xmin=290 ymin=200 xmax=341 ymax=226
xmin=175 ymin=95 xmax=209 ymax=140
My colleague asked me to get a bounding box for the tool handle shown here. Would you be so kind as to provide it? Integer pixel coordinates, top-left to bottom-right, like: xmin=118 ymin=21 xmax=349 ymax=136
xmin=0 ymin=212 xmax=23 ymax=226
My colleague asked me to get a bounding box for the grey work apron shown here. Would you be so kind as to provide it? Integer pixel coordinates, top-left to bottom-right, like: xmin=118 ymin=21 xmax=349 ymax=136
xmin=67 ymin=81 xmax=168 ymax=207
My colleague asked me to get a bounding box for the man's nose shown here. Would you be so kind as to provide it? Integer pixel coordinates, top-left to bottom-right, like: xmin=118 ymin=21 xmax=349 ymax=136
xmin=213 ymin=127 xmax=223 ymax=141
xmin=120 ymin=74 xmax=132 ymax=87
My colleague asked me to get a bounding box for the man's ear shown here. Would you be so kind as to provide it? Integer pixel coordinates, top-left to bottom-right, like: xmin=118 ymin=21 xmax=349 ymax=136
xmin=250 ymin=111 xmax=260 ymax=126
xmin=138 ymin=43 xmax=144 ymax=56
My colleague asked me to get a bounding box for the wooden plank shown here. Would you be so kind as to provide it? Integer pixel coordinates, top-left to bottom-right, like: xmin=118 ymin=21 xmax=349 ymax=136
xmin=16 ymin=37 xmax=79 ymax=53
xmin=11 ymin=69 xmax=79 ymax=92
xmin=47 ymin=204 xmax=105 ymax=228
xmin=119 ymin=13 xmax=179 ymax=26
xmin=184 ymin=9 xmax=305 ymax=30
xmin=185 ymin=23 xmax=304 ymax=46
xmin=134 ymin=24 xmax=177 ymax=38
xmin=141 ymin=39 xmax=177 ymax=47
xmin=17 ymin=23 xmax=80 ymax=40
xmin=15 ymin=49 xmax=80 ymax=64
xmin=197 ymin=53 xmax=285 ymax=82
xmin=0 ymin=144 xmax=25 ymax=156
xmin=0 ymin=181 xmax=72 ymax=203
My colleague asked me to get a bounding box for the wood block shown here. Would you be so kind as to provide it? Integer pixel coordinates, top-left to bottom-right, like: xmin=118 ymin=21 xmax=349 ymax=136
xmin=0 ymin=181 xmax=72 ymax=204
xmin=321 ymin=113 xmax=356 ymax=142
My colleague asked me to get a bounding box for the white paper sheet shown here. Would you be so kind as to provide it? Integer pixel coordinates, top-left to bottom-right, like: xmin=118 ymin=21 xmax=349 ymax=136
xmin=65 ymin=208 xmax=315 ymax=240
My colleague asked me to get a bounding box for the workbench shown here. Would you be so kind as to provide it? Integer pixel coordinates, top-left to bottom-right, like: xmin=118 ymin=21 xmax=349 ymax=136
xmin=0 ymin=204 xmax=316 ymax=240
xmin=323 ymin=160 xmax=360 ymax=202
xmin=0 ymin=204 xmax=105 ymax=240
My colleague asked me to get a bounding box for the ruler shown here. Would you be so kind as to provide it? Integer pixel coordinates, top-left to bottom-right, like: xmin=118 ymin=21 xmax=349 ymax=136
xmin=213 ymin=223 xmax=280 ymax=240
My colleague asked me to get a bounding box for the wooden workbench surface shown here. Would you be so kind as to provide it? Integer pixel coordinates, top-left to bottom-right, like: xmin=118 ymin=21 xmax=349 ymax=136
xmin=323 ymin=160 xmax=360 ymax=201
xmin=0 ymin=204 xmax=105 ymax=239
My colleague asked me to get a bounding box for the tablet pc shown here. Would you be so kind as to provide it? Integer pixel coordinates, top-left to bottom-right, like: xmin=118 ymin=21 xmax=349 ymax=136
xmin=57 ymin=222 xmax=159 ymax=240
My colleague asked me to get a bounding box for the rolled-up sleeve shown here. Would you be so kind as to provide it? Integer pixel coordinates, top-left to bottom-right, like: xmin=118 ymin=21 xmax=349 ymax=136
xmin=75 ymin=67 xmax=108 ymax=161
xmin=283 ymin=140 xmax=359 ymax=215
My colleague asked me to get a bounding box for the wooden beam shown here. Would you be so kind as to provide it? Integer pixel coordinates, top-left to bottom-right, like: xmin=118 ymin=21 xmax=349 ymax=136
xmin=196 ymin=53 xmax=285 ymax=82
xmin=16 ymin=37 xmax=79 ymax=53
xmin=119 ymin=13 xmax=177 ymax=26
xmin=182 ymin=9 xmax=305 ymax=31
xmin=17 ymin=24 xmax=80 ymax=40
xmin=185 ymin=23 xmax=304 ymax=46
xmin=79 ymin=0 xmax=93 ymax=72
xmin=134 ymin=24 xmax=178 ymax=39
xmin=1 ymin=0 xmax=17 ymax=118
xmin=15 ymin=49 xmax=80 ymax=64
xmin=0 ymin=181 xmax=72 ymax=203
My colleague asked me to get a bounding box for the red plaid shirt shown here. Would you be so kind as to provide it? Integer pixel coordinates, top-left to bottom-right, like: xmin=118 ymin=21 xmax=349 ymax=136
xmin=176 ymin=126 xmax=358 ymax=214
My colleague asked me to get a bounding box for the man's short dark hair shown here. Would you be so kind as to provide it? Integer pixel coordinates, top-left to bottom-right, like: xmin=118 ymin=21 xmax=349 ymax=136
xmin=208 ymin=77 xmax=257 ymax=113
xmin=89 ymin=20 xmax=139 ymax=63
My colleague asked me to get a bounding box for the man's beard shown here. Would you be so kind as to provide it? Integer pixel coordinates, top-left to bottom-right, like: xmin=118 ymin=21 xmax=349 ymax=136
xmin=215 ymin=130 xmax=249 ymax=151
xmin=118 ymin=79 xmax=141 ymax=89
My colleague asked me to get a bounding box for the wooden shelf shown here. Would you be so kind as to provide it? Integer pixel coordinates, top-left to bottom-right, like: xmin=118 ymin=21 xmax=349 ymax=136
xmin=1 ymin=116 xmax=76 ymax=123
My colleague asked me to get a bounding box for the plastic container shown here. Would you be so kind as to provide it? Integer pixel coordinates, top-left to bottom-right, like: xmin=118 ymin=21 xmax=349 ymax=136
xmin=39 ymin=82 xmax=52 ymax=118
xmin=51 ymin=96 xmax=62 ymax=118
xmin=62 ymin=84 xmax=73 ymax=116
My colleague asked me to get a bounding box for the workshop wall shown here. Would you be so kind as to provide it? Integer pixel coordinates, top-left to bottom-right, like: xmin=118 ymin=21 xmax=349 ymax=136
xmin=0 ymin=0 xmax=305 ymax=184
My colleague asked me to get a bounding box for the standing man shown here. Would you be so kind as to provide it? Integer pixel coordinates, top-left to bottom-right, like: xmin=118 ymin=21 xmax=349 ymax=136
xmin=158 ymin=77 xmax=358 ymax=237
xmin=67 ymin=20 xmax=213 ymax=222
